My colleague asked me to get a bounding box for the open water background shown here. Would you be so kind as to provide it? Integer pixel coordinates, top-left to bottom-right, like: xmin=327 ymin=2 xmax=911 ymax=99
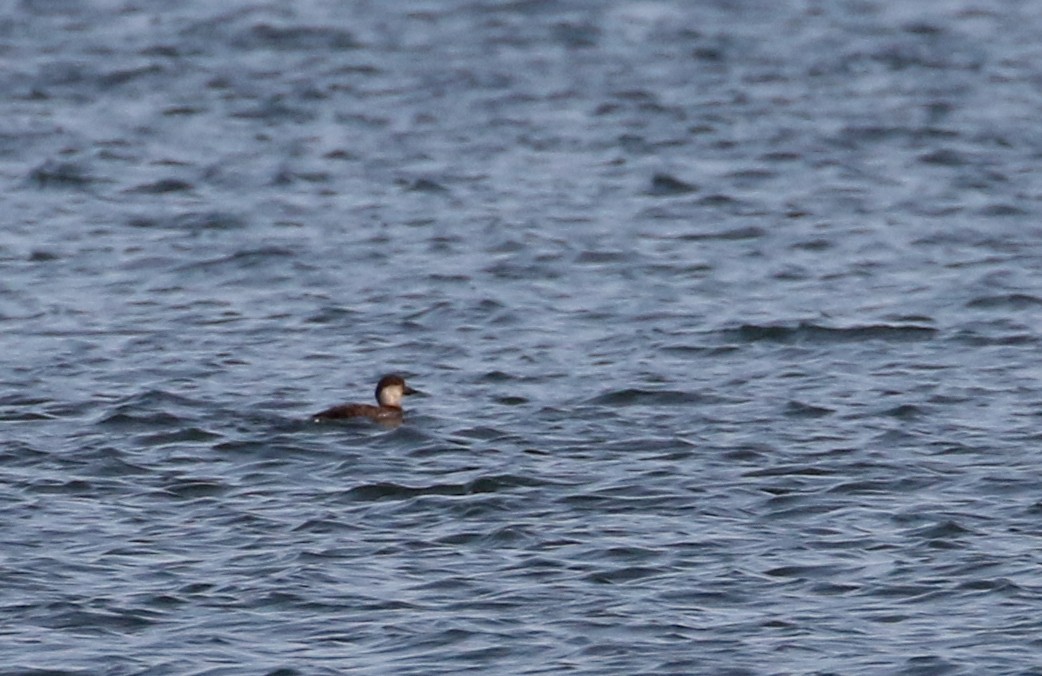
xmin=4 ymin=0 xmax=1042 ymax=673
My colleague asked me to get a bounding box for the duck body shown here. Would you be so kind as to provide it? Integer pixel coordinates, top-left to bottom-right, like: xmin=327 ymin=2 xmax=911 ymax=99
xmin=312 ymin=402 xmax=403 ymax=422
xmin=312 ymin=374 xmax=417 ymax=423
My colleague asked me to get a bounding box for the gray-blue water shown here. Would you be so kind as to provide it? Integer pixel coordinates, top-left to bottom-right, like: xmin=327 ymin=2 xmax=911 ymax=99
xmin=4 ymin=1 xmax=1042 ymax=673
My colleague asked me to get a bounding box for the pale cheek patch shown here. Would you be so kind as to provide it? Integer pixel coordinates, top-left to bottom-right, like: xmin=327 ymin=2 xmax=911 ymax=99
xmin=379 ymin=385 xmax=404 ymax=407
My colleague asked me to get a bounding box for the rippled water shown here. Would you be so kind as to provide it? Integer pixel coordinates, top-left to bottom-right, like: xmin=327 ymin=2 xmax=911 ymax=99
xmin=4 ymin=0 xmax=1042 ymax=673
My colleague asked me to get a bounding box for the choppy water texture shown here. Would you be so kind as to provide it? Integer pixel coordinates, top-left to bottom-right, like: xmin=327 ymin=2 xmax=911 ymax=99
xmin=4 ymin=0 xmax=1042 ymax=673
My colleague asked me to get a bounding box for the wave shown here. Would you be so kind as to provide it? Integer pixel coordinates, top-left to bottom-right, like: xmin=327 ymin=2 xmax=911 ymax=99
xmin=722 ymin=321 xmax=937 ymax=344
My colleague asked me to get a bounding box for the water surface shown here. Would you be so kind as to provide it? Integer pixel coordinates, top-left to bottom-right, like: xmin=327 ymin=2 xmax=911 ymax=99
xmin=3 ymin=1 xmax=1042 ymax=673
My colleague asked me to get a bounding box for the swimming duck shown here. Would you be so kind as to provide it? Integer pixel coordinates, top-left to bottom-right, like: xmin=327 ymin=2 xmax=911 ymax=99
xmin=312 ymin=374 xmax=417 ymax=423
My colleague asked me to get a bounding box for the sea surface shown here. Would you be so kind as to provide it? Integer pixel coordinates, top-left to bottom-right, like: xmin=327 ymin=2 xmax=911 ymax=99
xmin=3 ymin=0 xmax=1042 ymax=673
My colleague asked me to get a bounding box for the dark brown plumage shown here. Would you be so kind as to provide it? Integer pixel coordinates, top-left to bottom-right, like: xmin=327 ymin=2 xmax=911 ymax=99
xmin=312 ymin=374 xmax=417 ymax=422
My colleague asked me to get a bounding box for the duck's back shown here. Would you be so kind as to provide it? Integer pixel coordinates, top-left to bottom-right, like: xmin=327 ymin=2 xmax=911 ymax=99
xmin=312 ymin=403 xmax=401 ymax=421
